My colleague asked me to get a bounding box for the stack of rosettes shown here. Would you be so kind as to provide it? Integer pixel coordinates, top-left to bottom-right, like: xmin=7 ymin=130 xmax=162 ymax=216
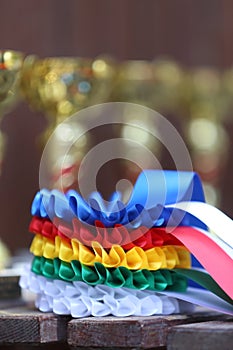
xmin=20 ymin=170 xmax=233 ymax=317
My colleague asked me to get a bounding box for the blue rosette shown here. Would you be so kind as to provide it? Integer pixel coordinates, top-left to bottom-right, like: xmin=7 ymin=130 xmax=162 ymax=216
xmin=31 ymin=170 xmax=206 ymax=230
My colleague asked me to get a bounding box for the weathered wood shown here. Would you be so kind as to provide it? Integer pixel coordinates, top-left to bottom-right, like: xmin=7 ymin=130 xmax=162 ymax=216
xmin=0 ymin=304 xmax=232 ymax=349
xmin=0 ymin=344 xmax=71 ymax=350
xmin=0 ymin=303 xmax=70 ymax=344
xmin=167 ymin=320 xmax=233 ymax=350
xmin=67 ymin=309 xmax=232 ymax=349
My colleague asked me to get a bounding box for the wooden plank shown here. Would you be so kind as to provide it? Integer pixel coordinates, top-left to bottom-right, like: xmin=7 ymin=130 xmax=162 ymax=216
xmin=167 ymin=320 xmax=233 ymax=350
xmin=0 ymin=303 xmax=70 ymax=344
xmin=67 ymin=309 xmax=232 ymax=349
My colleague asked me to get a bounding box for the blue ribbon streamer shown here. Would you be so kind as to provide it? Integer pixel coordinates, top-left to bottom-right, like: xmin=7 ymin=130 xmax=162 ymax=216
xmin=31 ymin=170 xmax=206 ymax=229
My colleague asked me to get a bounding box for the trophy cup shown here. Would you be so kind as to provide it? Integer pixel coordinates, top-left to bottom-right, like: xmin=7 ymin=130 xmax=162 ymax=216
xmin=111 ymin=59 xmax=185 ymax=191
xmin=21 ymin=56 xmax=116 ymax=192
xmin=0 ymin=50 xmax=24 ymax=272
xmin=0 ymin=50 xmax=24 ymax=172
xmin=111 ymin=60 xmax=161 ymax=188
xmin=185 ymin=67 xmax=229 ymax=207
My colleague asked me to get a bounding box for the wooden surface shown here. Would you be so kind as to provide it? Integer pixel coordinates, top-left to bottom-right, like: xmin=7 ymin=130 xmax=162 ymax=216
xmin=0 ymin=301 xmax=232 ymax=349
xmin=67 ymin=310 xmax=232 ymax=349
xmin=0 ymin=302 xmax=70 ymax=344
xmin=167 ymin=320 xmax=233 ymax=350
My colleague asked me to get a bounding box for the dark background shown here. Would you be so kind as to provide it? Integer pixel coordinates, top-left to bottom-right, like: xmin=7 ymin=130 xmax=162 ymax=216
xmin=0 ymin=0 xmax=233 ymax=252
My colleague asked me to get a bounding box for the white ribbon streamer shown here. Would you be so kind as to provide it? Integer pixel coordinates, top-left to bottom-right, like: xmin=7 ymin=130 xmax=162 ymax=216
xmin=168 ymin=201 xmax=233 ymax=249
xmin=159 ymin=287 xmax=233 ymax=315
xmin=20 ymin=269 xmax=193 ymax=317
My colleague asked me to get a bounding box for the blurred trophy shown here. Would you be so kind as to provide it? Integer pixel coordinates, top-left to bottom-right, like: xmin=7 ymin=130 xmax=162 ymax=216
xmin=111 ymin=59 xmax=185 ymax=188
xmin=0 ymin=50 xmax=24 ymax=270
xmin=113 ymin=61 xmax=160 ymax=186
xmin=185 ymin=67 xmax=229 ymax=207
xmin=0 ymin=50 xmax=24 ymax=172
xmin=21 ymin=55 xmax=116 ymax=191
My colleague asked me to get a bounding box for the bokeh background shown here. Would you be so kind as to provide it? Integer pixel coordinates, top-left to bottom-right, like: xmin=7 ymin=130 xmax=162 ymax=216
xmin=0 ymin=0 xmax=233 ymax=253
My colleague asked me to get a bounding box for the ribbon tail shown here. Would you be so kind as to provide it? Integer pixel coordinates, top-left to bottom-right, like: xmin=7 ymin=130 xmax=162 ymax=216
xmin=169 ymin=226 xmax=233 ymax=299
xmin=168 ymin=201 xmax=233 ymax=248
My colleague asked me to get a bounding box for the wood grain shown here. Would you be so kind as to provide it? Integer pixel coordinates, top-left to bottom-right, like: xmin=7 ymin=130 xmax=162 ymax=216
xmin=167 ymin=320 xmax=233 ymax=350
xmin=0 ymin=304 xmax=232 ymax=349
xmin=67 ymin=309 xmax=231 ymax=348
xmin=0 ymin=303 xmax=70 ymax=344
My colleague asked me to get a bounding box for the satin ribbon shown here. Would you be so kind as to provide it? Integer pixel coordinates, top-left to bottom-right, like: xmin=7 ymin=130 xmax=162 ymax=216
xmin=30 ymin=255 xmax=232 ymax=306
xmin=29 ymin=216 xmax=184 ymax=250
xmin=168 ymin=201 xmax=233 ymax=249
xmin=31 ymin=256 xmax=188 ymax=292
xmin=20 ymin=269 xmax=193 ymax=317
xmin=174 ymin=268 xmax=232 ymax=305
xmin=29 ymin=212 xmax=233 ymax=296
xmin=20 ymin=269 xmax=233 ymax=317
xmin=169 ymin=226 xmax=233 ymax=299
xmin=24 ymin=169 xmax=233 ymax=316
xmin=31 ymin=170 xmax=206 ymax=228
xmin=159 ymin=288 xmax=233 ymax=316
xmin=30 ymin=234 xmax=191 ymax=270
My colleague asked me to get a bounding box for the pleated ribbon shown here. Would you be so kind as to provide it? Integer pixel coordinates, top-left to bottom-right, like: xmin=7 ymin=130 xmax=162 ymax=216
xmin=31 ymin=256 xmax=232 ymax=306
xmin=31 ymin=256 xmax=188 ymax=292
xmin=20 ymin=269 xmax=233 ymax=317
xmin=31 ymin=170 xmax=206 ymax=229
xmin=30 ymin=234 xmax=191 ymax=270
xmin=29 ymin=216 xmax=184 ymax=250
xmin=20 ymin=269 xmax=193 ymax=317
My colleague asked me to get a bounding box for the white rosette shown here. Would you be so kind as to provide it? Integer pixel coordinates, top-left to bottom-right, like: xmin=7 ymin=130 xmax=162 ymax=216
xmin=20 ymin=268 xmax=192 ymax=317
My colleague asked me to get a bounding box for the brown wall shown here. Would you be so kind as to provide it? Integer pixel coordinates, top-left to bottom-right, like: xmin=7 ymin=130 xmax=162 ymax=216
xmin=0 ymin=0 xmax=233 ymax=252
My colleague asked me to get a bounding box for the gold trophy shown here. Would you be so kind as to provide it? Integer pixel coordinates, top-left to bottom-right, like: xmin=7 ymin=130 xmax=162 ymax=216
xmin=0 ymin=50 xmax=24 ymax=270
xmin=21 ymin=55 xmax=116 ymax=191
xmin=185 ymin=67 xmax=229 ymax=207
xmin=111 ymin=59 xmax=185 ymax=186
xmin=0 ymin=50 xmax=24 ymax=172
xmin=112 ymin=60 xmax=160 ymax=185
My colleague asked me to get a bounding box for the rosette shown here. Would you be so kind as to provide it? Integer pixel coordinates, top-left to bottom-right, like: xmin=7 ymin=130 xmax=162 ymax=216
xmin=20 ymin=170 xmax=233 ymax=317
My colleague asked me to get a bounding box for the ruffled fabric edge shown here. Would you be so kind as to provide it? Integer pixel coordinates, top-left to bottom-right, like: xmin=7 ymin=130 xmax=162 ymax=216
xmin=31 ymin=255 xmax=233 ymax=306
xmin=31 ymin=256 xmax=188 ymax=292
xmin=30 ymin=234 xmax=191 ymax=270
xmin=20 ymin=268 xmax=194 ymax=317
xmin=31 ymin=189 xmax=199 ymax=228
xmin=29 ymin=216 xmax=184 ymax=249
